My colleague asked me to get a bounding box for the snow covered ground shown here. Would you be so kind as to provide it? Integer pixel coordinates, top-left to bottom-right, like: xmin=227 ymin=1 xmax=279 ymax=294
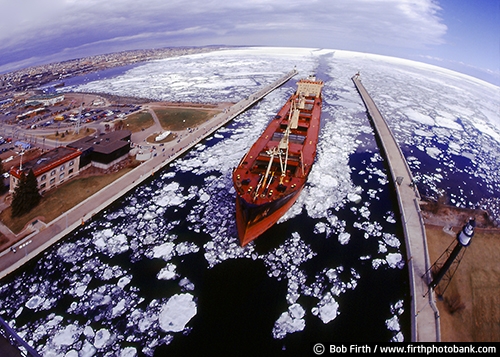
xmin=0 ymin=47 xmax=498 ymax=355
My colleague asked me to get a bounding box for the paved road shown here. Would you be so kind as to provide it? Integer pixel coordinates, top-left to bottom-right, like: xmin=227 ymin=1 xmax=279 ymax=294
xmin=0 ymin=69 xmax=298 ymax=280
xmin=352 ymin=74 xmax=440 ymax=342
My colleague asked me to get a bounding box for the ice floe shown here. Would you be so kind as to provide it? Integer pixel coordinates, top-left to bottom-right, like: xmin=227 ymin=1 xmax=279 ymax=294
xmin=273 ymin=303 xmax=306 ymax=339
xmin=159 ymin=294 xmax=197 ymax=333
xmin=1 ymin=46 xmax=499 ymax=355
xmin=387 ymin=300 xmax=405 ymax=342
xmin=93 ymin=229 xmax=129 ymax=257
xmin=94 ymin=328 xmax=113 ymax=349
xmin=157 ymin=263 xmax=178 ymax=280
xmin=312 ymin=292 xmax=340 ymax=324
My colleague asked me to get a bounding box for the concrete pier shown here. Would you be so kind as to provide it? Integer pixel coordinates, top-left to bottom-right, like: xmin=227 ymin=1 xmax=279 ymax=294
xmin=0 ymin=315 xmax=39 ymax=356
xmin=352 ymin=74 xmax=440 ymax=342
xmin=0 ymin=69 xmax=298 ymax=279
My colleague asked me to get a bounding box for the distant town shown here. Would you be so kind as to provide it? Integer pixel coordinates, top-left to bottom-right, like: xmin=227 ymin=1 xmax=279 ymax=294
xmin=0 ymin=46 xmax=223 ymax=100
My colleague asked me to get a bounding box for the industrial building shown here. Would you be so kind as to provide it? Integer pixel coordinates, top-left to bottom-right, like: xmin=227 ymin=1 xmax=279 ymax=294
xmin=24 ymin=93 xmax=65 ymax=106
xmin=67 ymin=130 xmax=132 ymax=169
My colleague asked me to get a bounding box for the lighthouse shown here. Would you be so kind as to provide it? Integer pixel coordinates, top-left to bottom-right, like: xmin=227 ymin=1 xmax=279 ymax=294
xmin=428 ymin=218 xmax=475 ymax=293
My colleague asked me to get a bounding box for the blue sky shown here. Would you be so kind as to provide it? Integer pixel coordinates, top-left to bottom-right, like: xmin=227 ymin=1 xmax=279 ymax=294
xmin=0 ymin=0 xmax=498 ymax=85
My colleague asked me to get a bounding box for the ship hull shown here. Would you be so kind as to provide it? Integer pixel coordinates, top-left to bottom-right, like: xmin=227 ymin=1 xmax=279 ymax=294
xmin=233 ymin=75 xmax=323 ymax=246
xmin=235 ymin=185 xmax=303 ymax=246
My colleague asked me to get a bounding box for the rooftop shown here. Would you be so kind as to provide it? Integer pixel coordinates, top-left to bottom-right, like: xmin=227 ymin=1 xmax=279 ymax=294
xmin=68 ymin=130 xmax=132 ymax=155
xmin=10 ymin=146 xmax=81 ymax=178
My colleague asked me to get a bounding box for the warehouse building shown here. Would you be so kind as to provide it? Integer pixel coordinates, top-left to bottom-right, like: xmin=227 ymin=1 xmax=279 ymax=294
xmin=24 ymin=93 xmax=65 ymax=106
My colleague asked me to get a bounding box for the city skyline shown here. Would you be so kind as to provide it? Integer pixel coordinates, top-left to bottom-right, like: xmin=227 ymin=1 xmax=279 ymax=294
xmin=0 ymin=0 xmax=499 ymax=85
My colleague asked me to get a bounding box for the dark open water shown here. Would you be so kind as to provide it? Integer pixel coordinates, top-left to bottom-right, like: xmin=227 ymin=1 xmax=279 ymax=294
xmin=43 ymin=64 xmax=140 ymax=93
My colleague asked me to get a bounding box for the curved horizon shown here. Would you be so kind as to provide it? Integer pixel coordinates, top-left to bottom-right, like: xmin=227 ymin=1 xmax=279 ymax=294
xmin=0 ymin=0 xmax=498 ymax=85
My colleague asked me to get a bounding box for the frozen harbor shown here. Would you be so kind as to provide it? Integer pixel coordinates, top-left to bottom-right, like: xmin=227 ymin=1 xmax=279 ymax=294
xmin=0 ymin=47 xmax=498 ymax=356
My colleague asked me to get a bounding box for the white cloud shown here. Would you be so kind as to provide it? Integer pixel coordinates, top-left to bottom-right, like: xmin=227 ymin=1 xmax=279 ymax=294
xmin=0 ymin=0 xmax=447 ymax=71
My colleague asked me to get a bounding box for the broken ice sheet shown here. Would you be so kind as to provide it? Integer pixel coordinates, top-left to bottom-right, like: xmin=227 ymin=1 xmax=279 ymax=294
xmin=159 ymin=293 xmax=197 ymax=333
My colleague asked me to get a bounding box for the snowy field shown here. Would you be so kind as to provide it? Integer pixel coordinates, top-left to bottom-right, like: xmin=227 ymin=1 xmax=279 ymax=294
xmin=0 ymin=47 xmax=498 ymax=356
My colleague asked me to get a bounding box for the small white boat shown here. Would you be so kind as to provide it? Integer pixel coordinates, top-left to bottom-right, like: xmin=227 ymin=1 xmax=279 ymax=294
xmin=155 ymin=131 xmax=171 ymax=142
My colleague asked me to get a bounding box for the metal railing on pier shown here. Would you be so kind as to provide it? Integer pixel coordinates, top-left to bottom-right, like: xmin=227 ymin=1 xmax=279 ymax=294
xmin=0 ymin=315 xmax=40 ymax=356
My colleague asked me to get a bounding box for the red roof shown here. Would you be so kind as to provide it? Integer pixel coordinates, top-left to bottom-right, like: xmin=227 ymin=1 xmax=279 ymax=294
xmin=10 ymin=147 xmax=81 ymax=179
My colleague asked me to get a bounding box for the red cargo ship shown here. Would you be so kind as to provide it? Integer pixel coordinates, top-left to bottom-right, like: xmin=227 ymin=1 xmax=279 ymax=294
xmin=233 ymin=76 xmax=324 ymax=246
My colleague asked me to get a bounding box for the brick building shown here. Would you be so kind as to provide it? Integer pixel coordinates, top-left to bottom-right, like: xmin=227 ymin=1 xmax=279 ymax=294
xmin=9 ymin=147 xmax=81 ymax=195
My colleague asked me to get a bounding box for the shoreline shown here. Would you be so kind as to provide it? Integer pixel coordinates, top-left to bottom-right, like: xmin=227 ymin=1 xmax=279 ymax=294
xmin=0 ymin=69 xmax=299 ymax=279
xmin=421 ymin=201 xmax=500 ymax=342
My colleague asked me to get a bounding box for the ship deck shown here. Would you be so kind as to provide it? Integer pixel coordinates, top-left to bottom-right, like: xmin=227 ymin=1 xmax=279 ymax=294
xmin=233 ymin=94 xmax=321 ymax=207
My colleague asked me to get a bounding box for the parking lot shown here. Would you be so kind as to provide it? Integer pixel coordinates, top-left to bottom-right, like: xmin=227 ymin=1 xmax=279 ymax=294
xmin=0 ymin=91 xmax=144 ymax=173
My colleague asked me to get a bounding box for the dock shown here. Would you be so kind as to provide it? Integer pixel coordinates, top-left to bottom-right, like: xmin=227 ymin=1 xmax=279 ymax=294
xmin=0 ymin=69 xmax=298 ymax=280
xmin=352 ymin=74 xmax=440 ymax=342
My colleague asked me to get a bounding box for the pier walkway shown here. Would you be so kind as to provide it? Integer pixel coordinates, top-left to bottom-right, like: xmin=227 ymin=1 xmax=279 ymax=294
xmin=352 ymin=74 xmax=440 ymax=342
xmin=0 ymin=69 xmax=298 ymax=280
xmin=0 ymin=315 xmax=39 ymax=356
